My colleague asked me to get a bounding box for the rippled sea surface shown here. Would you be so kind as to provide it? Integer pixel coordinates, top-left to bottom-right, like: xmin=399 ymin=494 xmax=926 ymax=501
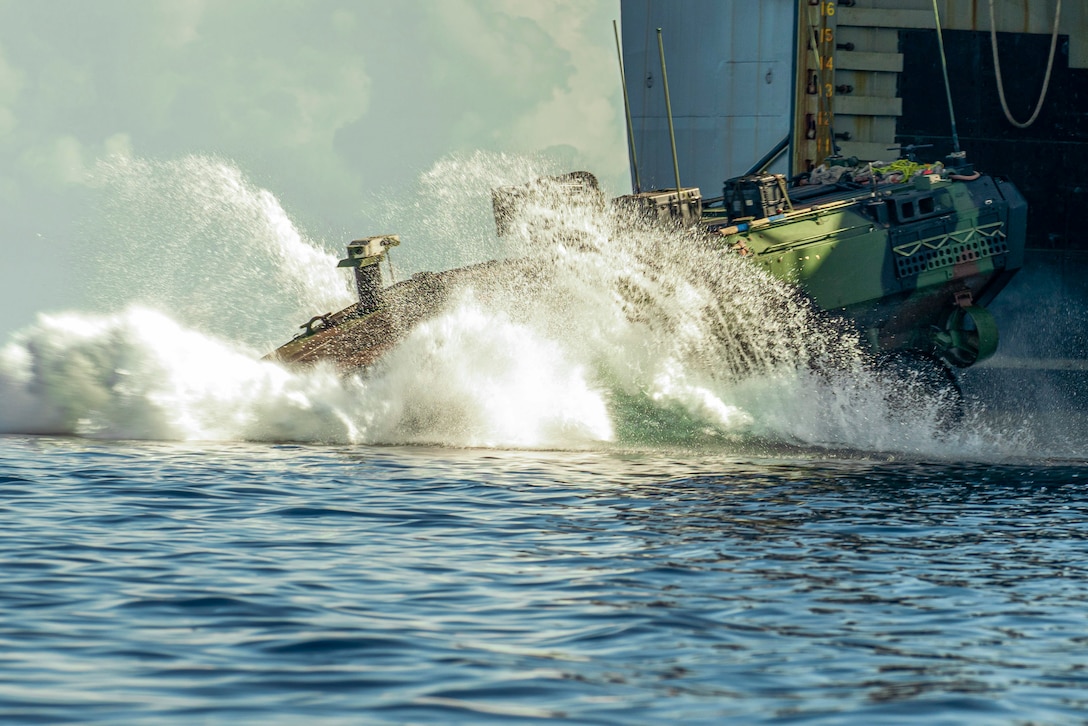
xmin=2 ymin=436 xmax=1086 ymax=724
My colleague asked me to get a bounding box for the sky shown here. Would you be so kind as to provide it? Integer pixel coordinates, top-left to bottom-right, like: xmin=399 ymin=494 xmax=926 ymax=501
xmin=0 ymin=0 xmax=629 ymax=340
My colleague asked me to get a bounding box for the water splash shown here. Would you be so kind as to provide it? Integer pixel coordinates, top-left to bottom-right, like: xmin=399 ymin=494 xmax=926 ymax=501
xmin=403 ymin=171 xmax=984 ymax=456
xmin=365 ymin=150 xmax=570 ymax=276
xmin=0 ymin=305 xmax=610 ymax=448
xmin=0 ymin=152 xmax=1052 ymax=457
xmin=359 ymin=296 xmax=613 ymax=447
xmin=0 ymin=306 xmax=368 ymax=443
xmin=87 ymin=154 xmax=354 ymax=350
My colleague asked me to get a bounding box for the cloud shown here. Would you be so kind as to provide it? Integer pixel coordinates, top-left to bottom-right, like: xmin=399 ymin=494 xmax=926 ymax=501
xmin=16 ymin=132 xmax=132 ymax=188
xmin=0 ymin=0 xmax=627 ymax=339
xmin=0 ymin=42 xmax=23 ymax=138
xmin=421 ymin=0 xmax=627 ymax=178
xmin=0 ymin=0 xmax=626 ymax=211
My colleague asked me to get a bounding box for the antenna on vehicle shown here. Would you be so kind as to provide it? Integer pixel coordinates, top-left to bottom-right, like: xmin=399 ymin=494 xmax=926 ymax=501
xmin=614 ymin=20 xmax=641 ymax=193
xmin=931 ymin=0 xmax=961 ymax=155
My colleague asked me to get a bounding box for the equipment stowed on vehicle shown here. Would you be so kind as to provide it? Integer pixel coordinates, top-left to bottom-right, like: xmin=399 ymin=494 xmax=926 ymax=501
xmin=722 ymin=173 xmax=793 ymax=221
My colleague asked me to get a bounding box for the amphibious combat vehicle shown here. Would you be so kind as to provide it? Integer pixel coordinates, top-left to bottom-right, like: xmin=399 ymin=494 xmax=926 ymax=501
xmin=699 ymin=155 xmax=1026 ymax=369
xmin=267 ymin=157 xmax=1026 ymax=378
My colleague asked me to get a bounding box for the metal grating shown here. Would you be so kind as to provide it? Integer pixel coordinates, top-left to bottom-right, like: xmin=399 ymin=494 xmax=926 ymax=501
xmin=892 ymin=221 xmax=1008 ymax=278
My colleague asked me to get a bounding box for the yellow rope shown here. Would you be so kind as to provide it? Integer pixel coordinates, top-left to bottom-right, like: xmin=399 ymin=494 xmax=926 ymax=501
xmin=881 ymin=160 xmax=934 ymax=182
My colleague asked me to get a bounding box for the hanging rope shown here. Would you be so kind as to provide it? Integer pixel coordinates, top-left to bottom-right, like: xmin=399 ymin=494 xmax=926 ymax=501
xmin=989 ymin=0 xmax=1062 ymax=129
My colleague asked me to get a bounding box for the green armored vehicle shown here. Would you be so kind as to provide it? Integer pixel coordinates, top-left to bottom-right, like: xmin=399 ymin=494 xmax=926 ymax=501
xmin=269 ymin=160 xmax=1026 ymax=384
xmin=701 ymin=158 xmax=1026 ymax=369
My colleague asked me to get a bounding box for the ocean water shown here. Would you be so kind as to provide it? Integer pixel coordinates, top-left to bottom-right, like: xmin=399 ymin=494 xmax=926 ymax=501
xmin=1 ymin=155 xmax=1086 ymax=724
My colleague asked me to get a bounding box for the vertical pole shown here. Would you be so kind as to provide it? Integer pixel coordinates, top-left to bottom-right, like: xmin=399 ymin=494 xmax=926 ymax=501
xmin=656 ymin=28 xmax=683 ymax=194
xmin=792 ymin=0 xmax=804 ymax=174
xmin=932 ymin=0 xmax=961 ymax=154
xmin=614 ymin=20 xmax=641 ymax=193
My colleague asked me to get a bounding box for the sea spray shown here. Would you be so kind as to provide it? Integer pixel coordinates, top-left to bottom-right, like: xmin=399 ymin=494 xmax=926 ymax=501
xmin=359 ymin=296 xmax=613 ymax=447
xmin=0 ymin=305 xmax=611 ymax=448
xmin=365 ymin=150 xmax=575 ymax=277
xmin=363 ymin=167 xmax=994 ymax=454
xmin=87 ymin=154 xmax=354 ymax=350
xmin=0 ymin=308 xmax=354 ymax=441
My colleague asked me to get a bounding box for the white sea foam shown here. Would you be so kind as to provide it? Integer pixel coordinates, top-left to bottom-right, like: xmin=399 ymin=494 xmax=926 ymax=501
xmin=0 ymin=307 xmax=341 ymax=441
xmin=0 ymin=152 xmax=1047 ymax=456
xmin=0 ymin=305 xmax=611 ymax=448
xmin=359 ymin=296 xmax=613 ymax=447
